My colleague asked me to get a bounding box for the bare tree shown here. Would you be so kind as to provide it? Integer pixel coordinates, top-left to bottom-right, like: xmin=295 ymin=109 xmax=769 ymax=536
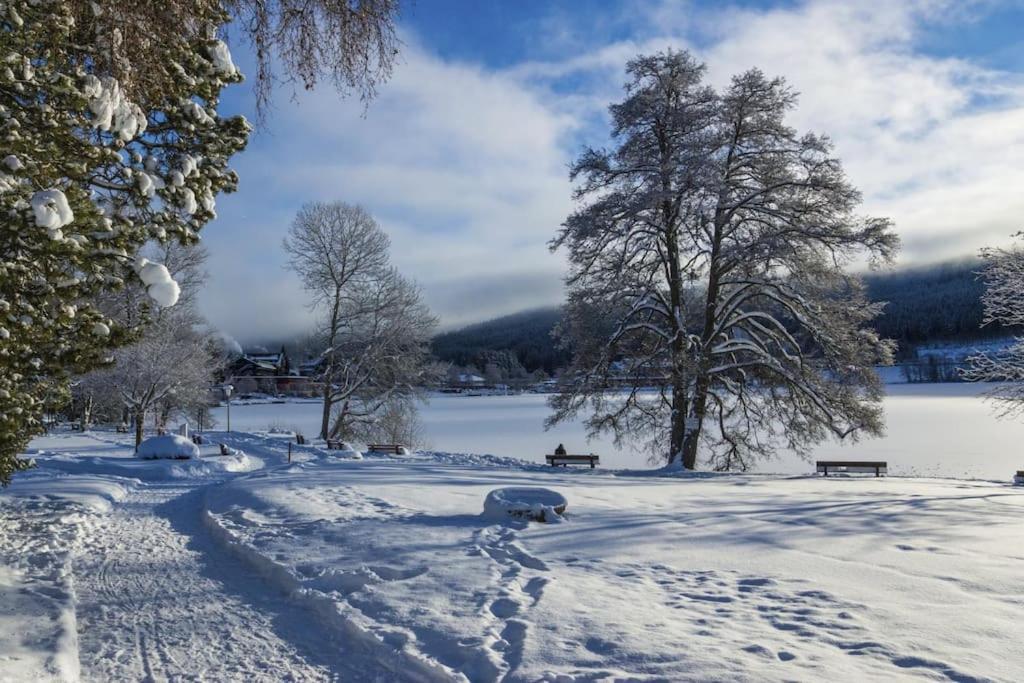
xmin=963 ymin=234 xmax=1024 ymax=415
xmin=351 ymin=397 xmax=428 ymax=450
xmin=103 ymin=322 xmax=217 ymax=447
xmin=75 ymin=243 xmax=218 ymax=444
xmin=284 ymin=202 xmax=437 ymax=439
xmin=549 ymin=51 xmax=899 ymax=471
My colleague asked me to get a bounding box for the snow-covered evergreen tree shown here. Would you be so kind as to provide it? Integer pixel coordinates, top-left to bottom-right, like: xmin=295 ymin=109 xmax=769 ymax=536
xmin=963 ymin=235 xmax=1024 ymax=414
xmin=0 ymin=1 xmax=248 ymax=483
xmin=548 ymin=51 xmax=899 ymax=471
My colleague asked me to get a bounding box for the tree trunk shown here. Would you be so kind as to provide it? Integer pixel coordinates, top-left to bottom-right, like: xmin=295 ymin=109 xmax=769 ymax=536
xmin=319 ymin=286 xmax=342 ymax=440
xmin=80 ymin=394 xmax=93 ymax=431
xmin=320 ymin=382 xmax=333 ymax=440
xmin=669 ymin=388 xmax=688 ymax=466
xmin=328 ymin=400 xmax=349 ymax=439
xmin=681 ymin=202 xmax=727 ymax=470
xmin=680 ymin=386 xmax=705 ymax=470
xmin=659 ymin=121 xmax=690 ymax=468
xmin=134 ymin=409 xmax=144 ymax=450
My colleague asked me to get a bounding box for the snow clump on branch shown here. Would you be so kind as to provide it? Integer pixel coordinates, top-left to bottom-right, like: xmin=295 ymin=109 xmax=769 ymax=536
xmin=82 ymin=75 xmax=147 ymax=141
xmin=135 ymin=257 xmax=180 ymax=308
xmin=30 ymin=189 xmax=74 ymax=239
xmin=208 ymin=40 xmax=237 ymax=77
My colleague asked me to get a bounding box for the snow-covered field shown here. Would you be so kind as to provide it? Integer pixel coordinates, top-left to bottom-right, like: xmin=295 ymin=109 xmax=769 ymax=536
xmin=3 ymin=385 xmax=1024 ymax=681
xmin=213 ymin=383 xmax=1024 ymax=479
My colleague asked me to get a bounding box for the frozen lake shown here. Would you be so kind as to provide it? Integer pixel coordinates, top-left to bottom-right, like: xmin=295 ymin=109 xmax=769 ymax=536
xmin=210 ymin=383 xmax=1024 ymax=479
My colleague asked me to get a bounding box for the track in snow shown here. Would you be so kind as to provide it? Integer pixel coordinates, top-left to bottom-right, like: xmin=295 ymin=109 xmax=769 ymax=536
xmin=72 ymin=480 xmax=389 ymax=682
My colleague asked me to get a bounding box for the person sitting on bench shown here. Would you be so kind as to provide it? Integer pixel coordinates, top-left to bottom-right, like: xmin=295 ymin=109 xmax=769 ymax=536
xmin=554 ymin=443 xmax=567 ymax=456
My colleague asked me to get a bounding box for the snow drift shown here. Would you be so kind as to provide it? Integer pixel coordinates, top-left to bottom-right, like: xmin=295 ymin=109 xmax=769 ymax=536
xmin=136 ymin=434 xmax=199 ymax=460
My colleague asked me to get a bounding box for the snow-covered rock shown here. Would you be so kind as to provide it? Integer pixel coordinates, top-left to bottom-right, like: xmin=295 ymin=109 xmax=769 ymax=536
xmin=482 ymin=487 xmax=567 ymax=523
xmin=136 ymin=434 xmax=199 ymax=460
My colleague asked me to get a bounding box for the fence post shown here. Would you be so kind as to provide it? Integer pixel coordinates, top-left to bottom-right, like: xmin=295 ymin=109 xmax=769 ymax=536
xmin=288 ymin=441 xmax=292 ymax=463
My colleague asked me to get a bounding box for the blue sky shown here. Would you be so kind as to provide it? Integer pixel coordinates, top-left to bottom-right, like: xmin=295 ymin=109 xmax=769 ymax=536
xmin=201 ymin=0 xmax=1024 ymax=344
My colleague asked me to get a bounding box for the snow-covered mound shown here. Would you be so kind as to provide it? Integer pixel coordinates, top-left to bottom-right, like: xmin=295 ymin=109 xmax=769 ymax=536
xmin=483 ymin=487 xmax=567 ymax=523
xmin=136 ymin=434 xmax=199 ymax=460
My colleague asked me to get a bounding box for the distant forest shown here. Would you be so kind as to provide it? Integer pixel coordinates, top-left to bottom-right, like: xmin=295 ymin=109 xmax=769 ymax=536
xmin=433 ymin=259 xmax=1009 ymax=373
xmin=432 ymin=308 xmax=571 ymax=375
xmin=862 ymin=259 xmax=998 ymax=355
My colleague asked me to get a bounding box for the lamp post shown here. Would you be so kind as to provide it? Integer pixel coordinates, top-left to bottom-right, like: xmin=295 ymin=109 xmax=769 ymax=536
xmin=221 ymin=383 xmax=234 ymax=432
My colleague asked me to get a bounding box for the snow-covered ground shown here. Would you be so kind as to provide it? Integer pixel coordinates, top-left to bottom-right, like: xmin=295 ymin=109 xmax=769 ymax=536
xmin=206 ymin=440 xmax=1024 ymax=681
xmin=3 ymin=401 xmax=1024 ymax=681
xmin=212 ymin=382 xmax=1024 ymax=479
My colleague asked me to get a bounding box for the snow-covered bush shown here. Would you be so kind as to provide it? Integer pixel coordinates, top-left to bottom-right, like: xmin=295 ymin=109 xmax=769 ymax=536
xmin=483 ymin=488 xmax=567 ymax=523
xmin=136 ymin=434 xmax=200 ymax=460
xmin=0 ymin=1 xmax=248 ymax=484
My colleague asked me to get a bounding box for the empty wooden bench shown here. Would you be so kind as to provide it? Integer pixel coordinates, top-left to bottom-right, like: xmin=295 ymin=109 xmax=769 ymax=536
xmin=369 ymin=444 xmax=405 ymax=455
xmin=546 ymin=454 xmax=600 ymax=469
xmin=816 ymin=460 xmax=887 ymax=477
xmin=326 ymin=439 xmax=344 ymax=450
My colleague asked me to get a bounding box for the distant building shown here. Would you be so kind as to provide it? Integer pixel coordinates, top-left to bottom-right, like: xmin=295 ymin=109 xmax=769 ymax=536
xmin=298 ymin=357 xmax=325 ymax=378
xmin=226 ymin=347 xmax=300 ymax=395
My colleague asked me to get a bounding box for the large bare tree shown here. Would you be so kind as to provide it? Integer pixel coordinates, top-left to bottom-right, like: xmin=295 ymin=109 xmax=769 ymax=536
xmin=963 ymin=235 xmax=1024 ymax=415
xmin=549 ymin=51 xmax=899 ymax=471
xmin=283 ymin=202 xmax=437 ymax=440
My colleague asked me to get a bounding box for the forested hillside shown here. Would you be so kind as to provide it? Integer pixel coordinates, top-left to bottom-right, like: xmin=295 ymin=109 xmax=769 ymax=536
xmin=433 ymin=260 xmax=1008 ymax=373
xmin=862 ymin=259 xmax=1001 ymax=356
xmin=431 ymin=308 xmax=570 ymax=375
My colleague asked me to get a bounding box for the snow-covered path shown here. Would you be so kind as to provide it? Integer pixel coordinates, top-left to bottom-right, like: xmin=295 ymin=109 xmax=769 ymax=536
xmin=70 ymin=479 xmax=373 ymax=682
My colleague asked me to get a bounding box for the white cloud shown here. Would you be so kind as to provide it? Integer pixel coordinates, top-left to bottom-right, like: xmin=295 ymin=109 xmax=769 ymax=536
xmin=521 ymin=0 xmax=1024 ymax=264
xmin=201 ymin=0 xmax=1024 ymax=343
xmin=200 ymin=40 xmax=576 ymax=340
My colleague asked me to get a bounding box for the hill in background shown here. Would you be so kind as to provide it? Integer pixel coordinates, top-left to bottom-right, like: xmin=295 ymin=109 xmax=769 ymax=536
xmin=434 ymin=259 xmax=1007 ymax=375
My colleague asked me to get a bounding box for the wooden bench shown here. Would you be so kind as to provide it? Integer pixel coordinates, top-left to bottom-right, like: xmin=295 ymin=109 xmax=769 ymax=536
xmin=192 ymin=434 xmax=205 ymax=445
xmin=816 ymin=460 xmax=887 ymax=477
xmin=115 ymin=424 xmax=129 ymax=433
xmin=546 ymin=454 xmax=600 ymax=469
xmin=368 ymin=444 xmax=405 ymax=455
xmin=295 ymin=434 xmax=306 ymax=445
